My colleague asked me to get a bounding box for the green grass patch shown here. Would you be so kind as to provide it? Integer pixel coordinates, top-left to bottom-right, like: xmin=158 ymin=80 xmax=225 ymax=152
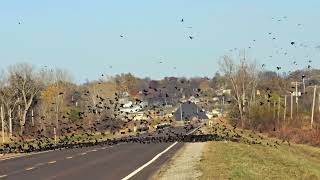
xmin=199 ymin=141 xmax=320 ymax=180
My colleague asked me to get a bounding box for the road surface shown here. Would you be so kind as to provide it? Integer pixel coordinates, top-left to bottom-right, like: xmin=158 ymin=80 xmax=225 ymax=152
xmin=0 ymin=126 xmax=197 ymax=180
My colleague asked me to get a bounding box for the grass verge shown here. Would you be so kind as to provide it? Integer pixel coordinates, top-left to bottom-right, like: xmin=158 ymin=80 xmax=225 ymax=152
xmin=199 ymin=141 xmax=320 ymax=180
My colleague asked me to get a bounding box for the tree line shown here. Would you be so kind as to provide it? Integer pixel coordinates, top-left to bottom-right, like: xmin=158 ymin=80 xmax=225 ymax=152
xmin=0 ymin=60 xmax=319 ymax=146
xmin=0 ymin=63 xmax=223 ymax=142
xmin=220 ymin=55 xmax=320 ymax=146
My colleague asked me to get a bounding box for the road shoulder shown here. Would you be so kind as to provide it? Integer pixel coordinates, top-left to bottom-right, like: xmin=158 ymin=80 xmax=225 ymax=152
xmin=151 ymin=142 xmax=205 ymax=180
xmin=0 ymin=153 xmax=22 ymax=160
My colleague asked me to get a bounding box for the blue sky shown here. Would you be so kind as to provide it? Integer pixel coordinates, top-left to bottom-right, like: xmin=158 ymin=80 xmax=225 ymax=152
xmin=1 ymin=1 xmax=320 ymax=83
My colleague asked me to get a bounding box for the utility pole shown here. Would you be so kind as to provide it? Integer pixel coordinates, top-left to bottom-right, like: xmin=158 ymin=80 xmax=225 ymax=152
xmin=196 ymin=106 xmax=199 ymax=119
xmin=1 ymin=105 xmax=4 ymax=143
xmin=180 ymin=103 xmax=183 ymax=121
xmin=8 ymin=109 xmax=12 ymax=138
xmin=302 ymin=77 xmax=306 ymax=94
xmin=277 ymin=97 xmax=281 ymax=127
xmin=295 ymin=81 xmax=299 ymax=115
xmin=53 ymin=127 xmax=57 ymax=145
xmin=311 ymin=85 xmax=317 ymax=129
xmin=55 ymin=74 xmax=59 ymax=135
xmin=55 ymin=97 xmax=59 ymax=132
xmin=18 ymin=98 xmax=21 ymax=131
xmin=222 ymin=96 xmax=225 ymax=114
xmin=290 ymin=92 xmax=293 ymax=120
xmin=273 ymin=101 xmax=276 ymax=119
xmin=319 ymin=93 xmax=320 ymax=124
xmin=253 ymin=87 xmax=256 ymax=105
xmin=31 ymin=109 xmax=34 ymax=127
xmin=284 ymin=95 xmax=287 ymax=122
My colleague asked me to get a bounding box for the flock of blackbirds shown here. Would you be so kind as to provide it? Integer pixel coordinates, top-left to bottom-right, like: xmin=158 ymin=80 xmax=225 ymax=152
xmin=0 ymin=117 xmax=290 ymax=154
xmin=2 ymin=15 xmax=316 ymax=154
xmin=202 ymin=120 xmax=290 ymax=148
xmin=0 ymin=74 xmax=220 ymax=154
xmin=118 ymin=18 xmax=194 ymax=41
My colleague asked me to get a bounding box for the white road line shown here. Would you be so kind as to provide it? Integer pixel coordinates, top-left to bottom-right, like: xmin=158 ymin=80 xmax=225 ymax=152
xmin=0 ymin=154 xmax=22 ymax=161
xmin=121 ymin=125 xmax=202 ymax=180
xmin=80 ymin=152 xmax=87 ymax=155
xmin=85 ymin=149 xmax=97 ymax=153
xmin=0 ymin=150 xmax=54 ymax=162
xmin=0 ymin=175 xmax=7 ymax=178
xmin=35 ymin=162 xmax=45 ymax=167
xmin=121 ymin=142 xmax=178 ymax=180
xmin=186 ymin=124 xmax=203 ymax=135
xmin=1 ymin=144 xmax=114 ymax=162
xmin=47 ymin=161 xmax=56 ymax=164
xmin=66 ymin=156 xmax=73 ymax=159
xmin=25 ymin=167 xmax=35 ymax=171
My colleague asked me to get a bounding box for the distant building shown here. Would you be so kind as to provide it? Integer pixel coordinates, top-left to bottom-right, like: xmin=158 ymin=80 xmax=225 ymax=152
xmin=173 ymin=101 xmax=208 ymax=121
xmin=189 ymin=96 xmax=200 ymax=104
xmin=206 ymin=109 xmax=222 ymax=119
xmin=123 ymin=101 xmax=133 ymax=108
xmin=119 ymin=105 xmax=141 ymax=113
xmin=216 ymin=88 xmax=231 ymax=96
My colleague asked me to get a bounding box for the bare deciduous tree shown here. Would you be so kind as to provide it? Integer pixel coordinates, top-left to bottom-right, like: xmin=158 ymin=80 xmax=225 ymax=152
xmin=0 ymin=88 xmax=19 ymax=137
xmin=219 ymin=54 xmax=259 ymax=127
xmin=8 ymin=63 xmax=42 ymax=135
xmin=0 ymin=71 xmax=21 ymax=137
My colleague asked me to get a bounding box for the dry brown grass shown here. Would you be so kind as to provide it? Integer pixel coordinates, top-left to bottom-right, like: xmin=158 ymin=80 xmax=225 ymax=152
xmin=271 ymin=127 xmax=320 ymax=146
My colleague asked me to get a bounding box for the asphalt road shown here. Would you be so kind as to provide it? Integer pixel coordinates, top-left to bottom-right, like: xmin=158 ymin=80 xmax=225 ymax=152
xmin=0 ymin=126 xmax=195 ymax=180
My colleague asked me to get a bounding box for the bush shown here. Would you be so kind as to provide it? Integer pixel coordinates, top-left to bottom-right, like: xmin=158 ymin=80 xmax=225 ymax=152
xmin=66 ymin=106 xmax=82 ymax=122
xmin=277 ymin=127 xmax=320 ymax=146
